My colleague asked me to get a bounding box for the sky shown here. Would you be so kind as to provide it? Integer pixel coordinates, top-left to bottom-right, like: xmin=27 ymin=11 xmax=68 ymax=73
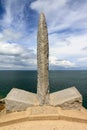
xmin=0 ymin=0 xmax=87 ymax=70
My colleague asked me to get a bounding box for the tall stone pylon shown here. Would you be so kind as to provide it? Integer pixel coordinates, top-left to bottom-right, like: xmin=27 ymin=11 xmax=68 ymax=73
xmin=37 ymin=13 xmax=49 ymax=105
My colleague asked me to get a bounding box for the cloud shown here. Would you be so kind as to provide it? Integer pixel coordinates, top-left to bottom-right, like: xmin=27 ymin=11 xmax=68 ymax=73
xmin=49 ymin=56 xmax=75 ymax=69
xmin=0 ymin=0 xmax=36 ymax=40
xmin=30 ymin=0 xmax=87 ymax=34
xmin=0 ymin=42 xmax=37 ymax=70
xmin=78 ymin=57 xmax=87 ymax=62
xmin=48 ymin=32 xmax=87 ymax=70
xmin=76 ymin=57 xmax=87 ymax=69
xmin=1 ymin=0 xmax=26 ymax=29
xmin=0 ymin=42 xmax=23 ymax=55
xmin=0 ymin=0 xmax=28 ymax=50
xmin=0 ymin=0 xmax=87 ymax=70
xmin=30 ymin=0 xmax=66 ymax=13
xmin=0 ymin=0 xmax=38 ymax=70
xmin=49 ymin=33 xmax=87 ymax=57
xmin=0 ymin=41 xmax=76 ymax=70
xmin=82 ymin=47 xmax=87 ymax=51
xmin=30 ymin=0 xmax=87 ymax=70
xmin=0 ymin=0 xmax=37 ymax=46
xmin=0 ymin=29 xmax=22 ymax=43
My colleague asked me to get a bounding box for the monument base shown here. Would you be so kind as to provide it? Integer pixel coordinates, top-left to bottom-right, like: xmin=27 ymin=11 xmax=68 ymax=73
xmin=50 ymin=87 xmax=82 ymax=110
xmin=5 ymin=88 xmax=39 ymax=112
xmin=5 ymin=87 xmax=82 ymax=112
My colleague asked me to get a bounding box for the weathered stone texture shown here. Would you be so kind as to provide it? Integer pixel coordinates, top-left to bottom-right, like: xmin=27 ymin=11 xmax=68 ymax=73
xmin=50 ymin=87 xmax=82 ymax=110
xmin=5 ymin=88 xmax=39 ymax=112
xmin=37 ymin=13 xmax=49 ymax=105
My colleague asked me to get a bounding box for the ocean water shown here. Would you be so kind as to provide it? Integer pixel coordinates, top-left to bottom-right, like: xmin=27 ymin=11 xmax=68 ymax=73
xmin=0 ymin=70 xmax=87 ymax=108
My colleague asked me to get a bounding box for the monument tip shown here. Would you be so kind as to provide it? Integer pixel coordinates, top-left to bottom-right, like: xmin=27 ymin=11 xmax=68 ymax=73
xmin=39 ymin=12 xmax=45 ymax=20
xmin=40 ymin=12 xmax=45 ymax=15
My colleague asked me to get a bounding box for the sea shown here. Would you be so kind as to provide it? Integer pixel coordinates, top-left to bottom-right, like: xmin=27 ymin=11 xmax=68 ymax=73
xmin=0 ymin=70 xmax=87 ymax=109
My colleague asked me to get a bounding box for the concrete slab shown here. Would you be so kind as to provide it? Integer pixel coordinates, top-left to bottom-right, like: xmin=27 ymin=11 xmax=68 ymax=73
xmin=5 ymin=88 xmax=39 ymax=112
xmin=50 ymin=87 xmax=82 ymax=110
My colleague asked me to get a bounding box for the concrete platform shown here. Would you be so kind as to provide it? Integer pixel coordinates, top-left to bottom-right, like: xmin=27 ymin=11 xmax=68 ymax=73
xmin=50 ymin=87 xmax=82 ymax=110
xmin=5 ymin=88 xmax=39 ymax=112
xmin=0 ymin=106 xmax=87 ymax=130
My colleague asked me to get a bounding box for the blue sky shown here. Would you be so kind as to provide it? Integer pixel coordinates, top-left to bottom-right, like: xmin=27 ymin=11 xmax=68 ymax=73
xmin=0 ymin=0 xmax=87 ymax=70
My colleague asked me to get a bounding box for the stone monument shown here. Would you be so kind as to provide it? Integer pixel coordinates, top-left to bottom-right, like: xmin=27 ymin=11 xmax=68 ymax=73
xmin=4 ymin=13 xmax=82 ymax=111
xmin=37 ymin=13 xmax=49 ymax=105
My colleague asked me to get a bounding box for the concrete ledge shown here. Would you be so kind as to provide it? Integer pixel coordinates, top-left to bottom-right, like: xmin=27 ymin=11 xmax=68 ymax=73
xmin=0 ymin=106 xmax=87 ymax=127
xmin=50 ymin=87 xmax=82 ymax=110
xmin=5 ymin=88 xmax=39 ymax=112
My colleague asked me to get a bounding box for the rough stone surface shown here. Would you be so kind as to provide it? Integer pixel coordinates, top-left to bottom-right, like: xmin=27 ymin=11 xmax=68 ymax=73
xmin=50 ymin=87 xmax=82 ymax=110
xmin=37 ymin=13 xmax=49 ymax=105
xmin=5 ymin=88 xmax=39 ymax=112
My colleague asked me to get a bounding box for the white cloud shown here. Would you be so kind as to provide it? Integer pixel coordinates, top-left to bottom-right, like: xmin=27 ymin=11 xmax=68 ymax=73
xmin=30 ymin=0 xmax=87 ymax=33
xmin=49 ymin=33 xmax=87 ymax=59
xmin=76 ymin=57 xmax=87 ymax=69
xmin=0 ymin=42 xmax=37 ymax=70
xmin=0 ymin=42 xmax=24 ymax=55
xmin=78 ymin=57 xmax=87 ymax=62
xmin=49 ymin=56 xmax=75 ymax=68
xmin=1 ymin=0 xmax=27 ymax=31
xmin=49 ymin=32 xmax=87 ymax=69
xmin=0 ymin=29 xmax=22 ymax=43
xmin=0 ymin=0 xmax=87 ymax=70
xmin=3 ymin=0 xmax=13 ymax=25
xmin=30 ymin=0 xmax=66 ymax=13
